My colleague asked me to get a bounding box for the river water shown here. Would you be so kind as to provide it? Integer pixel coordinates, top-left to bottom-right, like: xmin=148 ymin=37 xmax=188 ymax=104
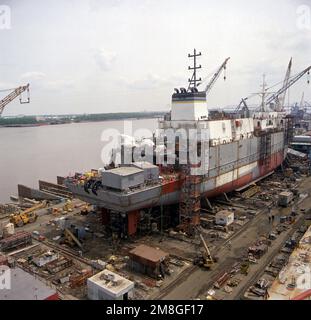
xmin=0 ymin=118 xmax=158 ymax=203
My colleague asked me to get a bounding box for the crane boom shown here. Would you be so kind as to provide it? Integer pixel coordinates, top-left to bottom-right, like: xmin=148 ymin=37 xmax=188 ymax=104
xmin=275 ymin=58 xmax=292 ymax=111
xmin=0 ymin=84 xmax=30 ymax=116
xmin=199 ymin=233 xmax=213 ymax=262
xmin=235 ymin=97 xmax=248 ymax=112
xmin=266 ymin=65 xmax=311 ymax=107
xmin=204 ymin=57 xmax=230 ymax=95
xmin=235 ymin=97 xmax=250 ymax=117
xmin=300 ymin=92 xmax=305 ymax=109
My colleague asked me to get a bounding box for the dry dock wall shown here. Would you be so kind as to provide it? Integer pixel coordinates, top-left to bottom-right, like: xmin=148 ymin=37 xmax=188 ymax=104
xmin=39 ymin=180 xmax=72 ymax=198
xmin=18 ymin=184 xmax=62 ymax=201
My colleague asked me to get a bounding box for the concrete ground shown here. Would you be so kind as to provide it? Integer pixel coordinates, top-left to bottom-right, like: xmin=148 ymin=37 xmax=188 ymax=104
xmin=154 ymin=176 xmax=311 ymax=300
xmin=2 ymin=171 xmax=310 ymax=300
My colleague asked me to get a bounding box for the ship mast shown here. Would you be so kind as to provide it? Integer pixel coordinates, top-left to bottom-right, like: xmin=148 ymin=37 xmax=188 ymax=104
xmin=260 ymin=74 xmax=267 ymax=112
xmin=187 ymin=49 xmax=202 ymax=91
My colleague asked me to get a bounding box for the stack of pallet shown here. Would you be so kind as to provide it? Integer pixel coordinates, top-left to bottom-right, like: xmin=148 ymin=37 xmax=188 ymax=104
xmin=0 ymin=231 xmax=32 ymax=252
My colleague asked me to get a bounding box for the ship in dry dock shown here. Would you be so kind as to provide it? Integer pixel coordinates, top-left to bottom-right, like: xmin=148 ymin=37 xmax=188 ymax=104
xmin=65 ymin=50 xmax=311 ymax=236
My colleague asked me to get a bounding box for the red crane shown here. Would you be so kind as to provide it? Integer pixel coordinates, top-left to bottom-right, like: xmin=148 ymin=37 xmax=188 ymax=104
xmin=0 ymin=84 xmax=30 ymax=116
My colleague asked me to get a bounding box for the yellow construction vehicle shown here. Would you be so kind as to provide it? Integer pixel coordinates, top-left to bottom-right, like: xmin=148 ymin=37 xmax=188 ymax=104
xmin=63 ymin=228 xmax=83 ymax=250
xmin=62 ymin=200 xmax=73 ymax=214
xmin=10 ymin=201 xmax=46 ymax=227
xmin=80 ymin=204 xmax=90 ymax=216
xmin=193 ymin=228 xmax=215 ymax=270
xmin=51 ymin=207 xmax=62 ymax=215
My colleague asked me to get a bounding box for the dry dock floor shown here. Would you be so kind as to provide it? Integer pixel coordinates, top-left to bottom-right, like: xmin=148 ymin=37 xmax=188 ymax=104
xmin=154 ymin=176 xmax=311 ymax=300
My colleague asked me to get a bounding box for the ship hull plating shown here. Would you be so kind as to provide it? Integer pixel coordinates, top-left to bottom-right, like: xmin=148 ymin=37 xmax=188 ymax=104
xmin=66 ymin=131 xmax=287 ymax=212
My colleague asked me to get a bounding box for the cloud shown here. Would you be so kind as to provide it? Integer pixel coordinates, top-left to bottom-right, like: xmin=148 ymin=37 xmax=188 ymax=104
xmin=234 ymin=58 xmax=288 ymax=80
xmin=19 ymin=71 xmax=75 ymax=91
xmin=2 ymin=0 xmax=309 ymax=115
xmin=0 ymin=81 xmax=16 ymax=90
xmin=121 ymin=73 xmax=173 ymax=90
xmin=94 ymin=48 xmax=117 ymax=71
xmin=264 ymin=29 xmax=311 ymax=54
xmin=19 ymin=71 xmax=46 ymax=90
xmin=88 ymin=0 xmax=123 ymax=11
xmin=45 ymin=79 xmax=75 ymax=91
xmin=20 ymin=71 xmax=46 ymax=81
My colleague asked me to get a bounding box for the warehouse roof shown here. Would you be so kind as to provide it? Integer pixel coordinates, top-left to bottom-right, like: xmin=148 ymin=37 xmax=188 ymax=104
xmin=129 ymin=244 xmax=169 ymax=265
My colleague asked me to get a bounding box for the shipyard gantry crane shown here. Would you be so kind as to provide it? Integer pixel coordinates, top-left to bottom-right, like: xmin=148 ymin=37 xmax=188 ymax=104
xmin=290 ymin=92 xmax=311 ymax=116
xmin=266 ymin=64 xmax=311 ymax=109
xmin=235 ymin=97 xmax=250 ymax=117
xmin=0 ymin=84 xmax=30 ymax=116
xmin=235 ymin=61 xmax=311 ymax=114
xmin=298 ymin=92 xmax=311 ymax=111
xmin=300 ymin=92 xmax=305 ymax=109
xmin=274 ymin=58 xmax=292 ymax=111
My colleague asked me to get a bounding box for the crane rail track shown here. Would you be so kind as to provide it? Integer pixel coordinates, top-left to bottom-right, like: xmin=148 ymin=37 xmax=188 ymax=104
xmin=152 ymin=264 xmax=198 ymax=300
xmin=41 ymin=240 xmax=94 ymax=267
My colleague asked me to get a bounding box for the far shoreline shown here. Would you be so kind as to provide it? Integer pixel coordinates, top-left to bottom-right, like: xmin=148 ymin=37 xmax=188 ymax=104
xmin=0 ymin=112 xmax=166 ymax=128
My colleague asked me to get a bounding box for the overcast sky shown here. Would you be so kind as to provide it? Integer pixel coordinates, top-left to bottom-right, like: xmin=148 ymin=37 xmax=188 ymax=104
xmin=0 ymin=0 xmax=310 ymax=116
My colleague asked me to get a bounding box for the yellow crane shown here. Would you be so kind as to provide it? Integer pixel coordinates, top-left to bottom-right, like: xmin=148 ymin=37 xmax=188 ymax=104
xmin=193 ymin=227 xmax=215 ymax=269
xmin=62 ymin=200 xmax=73 ymax=213
xmin=63 ymin=228 xmax=83 ymax=250
xmin=10 ymin=201 xmax=46 ymax=227
xmin=198 ymin=232 xmax=214 ymax=269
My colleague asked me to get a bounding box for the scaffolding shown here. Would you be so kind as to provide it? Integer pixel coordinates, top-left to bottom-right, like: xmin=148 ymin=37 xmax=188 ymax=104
xmin=285 ymin=116 xmax=294 ymax=146
xmin=70 ymin=269 xmax=93 ymax=288
xmin=179 ymin=164 xmax=202 ymax=235
xmin=259 ymin=132 xmax=272 ymax=166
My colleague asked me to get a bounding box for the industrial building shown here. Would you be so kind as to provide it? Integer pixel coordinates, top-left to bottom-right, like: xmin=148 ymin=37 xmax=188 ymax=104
xmin=215 ymin=210 xmax=235 ymax=226
xmin=128 ymin=244 xmax=170 ymax=279
xmin=87 ymin=269 xmax=134 ymax=300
